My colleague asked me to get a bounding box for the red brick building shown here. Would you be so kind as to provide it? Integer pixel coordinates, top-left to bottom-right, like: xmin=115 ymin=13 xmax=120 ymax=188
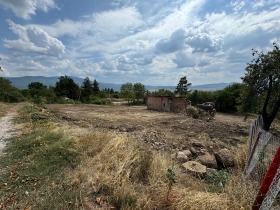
xmin=147 ymin=96 xmax=189 ymax=113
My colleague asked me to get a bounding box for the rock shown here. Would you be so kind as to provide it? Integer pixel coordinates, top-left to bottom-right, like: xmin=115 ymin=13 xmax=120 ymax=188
xmin=182 ymin=149 xmax=192 ymax=157
xmin=182 ymin=161 xmax=207 ymax=177
xmin=199 ymin=148 xmax=207 ymax=155
xmin=191 ymin=140 xmax=205 ymax=148
xmin=177 ymin=149 xmax=192 ymax=163
xmin=154 ymin=142 xmax=160 ymax=146
xmin=190 ymin=147 xmax=197 ymax=155
xmin=196 ymin=152 xmax=218 ymax=169
xmin=188 ymin=131 xmax=196 ymax=137
xmin=215 ymin=148 xmax=235 ymax=168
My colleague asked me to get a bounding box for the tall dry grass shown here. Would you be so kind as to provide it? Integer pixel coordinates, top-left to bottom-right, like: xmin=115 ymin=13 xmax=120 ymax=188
xmin=68 ymin=131 xmax=255 ymax=209
xmin=72 ymin=132 xmax=174 ymax=209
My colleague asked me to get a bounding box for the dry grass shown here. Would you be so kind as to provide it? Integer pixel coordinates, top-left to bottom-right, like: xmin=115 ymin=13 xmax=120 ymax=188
xmin=223 ymin=138 xmax=256 ymax=210
xmin=1 ymin=103 xmax=261 ymax=209
xmin=72 ymin=132 xmax=174 ymax=209
xmin=0 ymin=102 xmax=9 ymax=117
xmin=68 ymin=131 xmax=257 ymax=209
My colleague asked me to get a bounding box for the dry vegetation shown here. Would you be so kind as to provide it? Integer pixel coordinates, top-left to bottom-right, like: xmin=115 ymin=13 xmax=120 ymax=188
xmin=0 ymin=103 xmax=10 ymax=117
xmin=0 ymin=103 xmax=269 ymax=209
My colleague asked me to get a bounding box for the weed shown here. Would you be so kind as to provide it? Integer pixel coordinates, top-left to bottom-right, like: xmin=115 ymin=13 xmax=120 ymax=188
xmin=166 ymin=168 xmax=176 ymax=201
xmin=206 ymin=170 xmax=229 ymax=192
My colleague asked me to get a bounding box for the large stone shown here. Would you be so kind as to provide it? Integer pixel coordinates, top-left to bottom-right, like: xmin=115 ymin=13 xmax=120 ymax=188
xmin=191 ymin=139 xmax=205 ymax=148
xmin=196 ymin=152 xmax=218 ymax=169
xmin=177 ymin=150 xmax=192 ymax=162
xmin=182 ymin=161 xmax=207 ymax=177
xmin=215 ymin=148 xmax=235 ymax=168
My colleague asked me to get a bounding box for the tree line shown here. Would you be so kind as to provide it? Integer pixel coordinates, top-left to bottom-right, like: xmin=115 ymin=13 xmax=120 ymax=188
xmin=0 ymin=75 xmax=245 ymax=113
xmin=1 ymin=43 xmax=279 ymax=130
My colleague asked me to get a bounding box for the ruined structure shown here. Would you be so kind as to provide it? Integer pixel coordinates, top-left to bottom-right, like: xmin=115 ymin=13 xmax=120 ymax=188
xmin=147 ymin=96 xmax=189 ymax=113
xmin=197 ymin=102 xmax=216 ymax=116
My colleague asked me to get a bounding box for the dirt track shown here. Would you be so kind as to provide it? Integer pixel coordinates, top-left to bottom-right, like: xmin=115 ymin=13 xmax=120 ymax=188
xmin=0 ymin=106 xmax=20 ymax=155
xmin=45 ymin=104 xmax=251 ymax=153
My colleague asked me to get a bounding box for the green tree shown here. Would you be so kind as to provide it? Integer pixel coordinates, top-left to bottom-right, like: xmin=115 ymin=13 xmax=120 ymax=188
xmin=151 ymin=89 xmax=175 ymax=97
xmin=175 ymin=76 xmax=191 ymax=97
xmin=54 ymin=76 xmax=80 ymax=100
xmin=0 ymin=77 xmax=24 ymax=102
xmin=92 ymin=79 xmax=100 ymax=95
xmin=188 ymin=90 xmax=216 ymax=106
xmin=80 ymin=77 xmax=92 ymax=103
xmin=27 ymin=82 xmax=48 ymax=104
xmin=28 ymin=82 xmax=47 ymax=97
xmin=45 ymin=86 xmax=58 ymax=103
xmin=120 ymin=82 xmax=135 ymax=104
xmin=241 ymin=43 xmax=280 ymax=131
xmin=215 ymin=83 xmax=242 ymax=113
xmin=133 ymin=83 xmax=146 ymax=101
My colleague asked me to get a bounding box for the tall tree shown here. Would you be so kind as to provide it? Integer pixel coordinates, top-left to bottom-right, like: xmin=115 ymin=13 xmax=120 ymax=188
xmin=133 ymin=83 xmax=146 ymax=101
xmin=241 ymin=43 xmax=280 ymax=131
xmin=120 ymin=82 xmax=134 ymax=104
xmin=28 ymin=82 xmax=47 ymax=97
xmin=80 ymin=77 xmax=92 ymax=102
xmin=215 ymin=83 xmax=242 ymax=113
xmin=175 ymin=76 xmax=191 ymax=97
xmin=54 ymin=76 xmax=80 ymax=100
xmin=92 ymin=79 xmax=100 ymax=95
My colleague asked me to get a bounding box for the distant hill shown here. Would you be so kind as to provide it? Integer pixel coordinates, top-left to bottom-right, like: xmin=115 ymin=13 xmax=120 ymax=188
xmin=4 ymin=76 xmax=232 ymax=91
xmin=4 ymin=76 xmax=122 ymax=90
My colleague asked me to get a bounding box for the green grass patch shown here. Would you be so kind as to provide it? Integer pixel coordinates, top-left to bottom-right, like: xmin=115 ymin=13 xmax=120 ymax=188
xmin=0 ymin=105 xmax=82 ymax=209
xmin=15 ymin=104 xmax=41 ymax=124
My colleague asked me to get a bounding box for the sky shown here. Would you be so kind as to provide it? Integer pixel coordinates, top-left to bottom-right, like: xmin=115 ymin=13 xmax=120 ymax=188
xmin=0 ymin=0 xmax=279 ymax=86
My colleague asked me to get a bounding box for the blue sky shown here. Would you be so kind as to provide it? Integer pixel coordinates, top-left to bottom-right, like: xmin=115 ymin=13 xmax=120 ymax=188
xmin=0 ymin=0 xmax=279 ymax=86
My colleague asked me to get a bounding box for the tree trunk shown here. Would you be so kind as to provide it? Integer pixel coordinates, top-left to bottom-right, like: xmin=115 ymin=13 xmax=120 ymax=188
xmin=262 ymin=98 xmax=280 ymax=131
xmin=261 ymin=75 xmax=273 ymax=131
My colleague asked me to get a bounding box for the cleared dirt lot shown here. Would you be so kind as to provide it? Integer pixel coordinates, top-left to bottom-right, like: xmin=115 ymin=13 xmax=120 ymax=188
xmin=45 ymin=104 xmax=251 ymax=153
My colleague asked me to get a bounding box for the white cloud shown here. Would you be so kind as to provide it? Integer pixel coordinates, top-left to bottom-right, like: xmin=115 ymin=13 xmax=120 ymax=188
xmin=185 ymin=31 xmax=223 ymax=53
xmin=251 ymin=0 xmax=280 ymax=9
xmin=155 ymin=28 xmax=222 ymax=54
xmin=39 ymin=7 xmax=143 ymax=40
xmin=231 ymin=1 xmax=246 ymax=12
xmin=1 ymin=0 xmax=280 ymax=85
xmin=4 ymin=21 xmax=65 ymax=56
xmin=173 ymin=50 xmax=211 ymax=68
xmin=0 ymin=0 xmax=57 ymax=19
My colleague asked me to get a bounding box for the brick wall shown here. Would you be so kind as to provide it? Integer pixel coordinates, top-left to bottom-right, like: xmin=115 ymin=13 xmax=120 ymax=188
xmin=147 ymin=96 xmax=187 ymax=113
xmin=171 ymin=97 xmax=187 ymax=112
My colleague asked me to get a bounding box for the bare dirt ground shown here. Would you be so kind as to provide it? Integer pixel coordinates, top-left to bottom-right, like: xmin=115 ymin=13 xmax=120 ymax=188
xmin=0 ymin=105 xmax=21 ymax=155
xmin=45 ymin=104 xmax=252 ymax=153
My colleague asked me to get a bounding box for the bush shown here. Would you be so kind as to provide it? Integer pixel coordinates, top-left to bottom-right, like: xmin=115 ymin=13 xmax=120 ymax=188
xmin=185 ymin=106 xmax=199 ymax=119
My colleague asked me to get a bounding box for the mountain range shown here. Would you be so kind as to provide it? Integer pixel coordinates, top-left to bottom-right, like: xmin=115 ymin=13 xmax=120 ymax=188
xmin=4 ymin=76 xmax=232 ymax=91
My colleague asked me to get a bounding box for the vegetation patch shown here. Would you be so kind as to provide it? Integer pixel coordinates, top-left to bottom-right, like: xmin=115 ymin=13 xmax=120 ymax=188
xmin=0 ymin=102 xmax=9 ymax=117
xmin=0 ymin=105 xmax=81 ymax=209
